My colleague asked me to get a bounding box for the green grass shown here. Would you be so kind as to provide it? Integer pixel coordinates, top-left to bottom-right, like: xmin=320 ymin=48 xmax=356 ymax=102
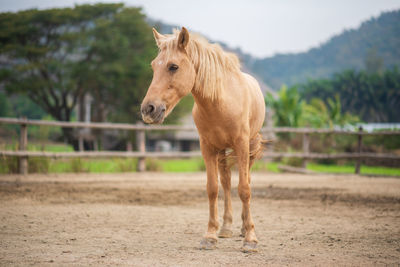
xmin=307 ymin=163 xmax=400 ymax=176
xmin=251 ymin=161 xmax=280 ymax=172
xmin=157 ymin=158 xmax=205 ymax=172
xmin=48 ymin=158 xmax=138 ymax=173
xmin=1 ymin=143 xmax=73 ymax=152
xmin=0 ymin=141 xmax=398 ymax=176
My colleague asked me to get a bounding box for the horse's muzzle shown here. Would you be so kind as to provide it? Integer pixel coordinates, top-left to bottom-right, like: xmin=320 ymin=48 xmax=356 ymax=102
xmin=141 ymin=102 xmax=166 ymax=124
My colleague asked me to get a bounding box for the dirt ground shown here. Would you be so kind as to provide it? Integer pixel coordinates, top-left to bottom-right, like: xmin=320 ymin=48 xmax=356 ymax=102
xmin=0 ymin=172 xmax=399 ymax=266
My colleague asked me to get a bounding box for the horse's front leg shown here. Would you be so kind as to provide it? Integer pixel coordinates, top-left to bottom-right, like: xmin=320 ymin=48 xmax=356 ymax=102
xmin=199 ymin=140 xmax=219 ymax=250
xmin=235 ymin=137 xmax=258 ymax=252
xmin=218 ymin=149 xmax=233 ymax=238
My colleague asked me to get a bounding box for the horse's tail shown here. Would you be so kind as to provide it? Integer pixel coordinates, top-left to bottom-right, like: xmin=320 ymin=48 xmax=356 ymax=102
xmin=221 ymin=133 xmax=269 ymax=167
xmin=250 ymin=133 xmax=269 ymax=163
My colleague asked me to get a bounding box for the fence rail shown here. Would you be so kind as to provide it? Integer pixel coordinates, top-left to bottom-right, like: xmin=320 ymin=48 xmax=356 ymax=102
xmin=1 ymin=117 xmax=400 ymax=135
xmin=1 ymin=117 xmax=399 ymax=174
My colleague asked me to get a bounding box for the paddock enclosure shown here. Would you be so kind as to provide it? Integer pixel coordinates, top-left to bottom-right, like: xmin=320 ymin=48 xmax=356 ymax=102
xmin=1 ymin=172 xmax=399 ymax=266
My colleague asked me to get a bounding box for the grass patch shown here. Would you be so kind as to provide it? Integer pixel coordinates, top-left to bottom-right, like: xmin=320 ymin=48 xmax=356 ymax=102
xmin=251 ymin=161 xmax=280 ymax=172
xmin=48 ymin=158 xmax=137 ymax=173
xmin=307 ymin=163 xmax=400 ymax=176
xmin=1 ymin=152 xmax=399 ymax=176
xmin=0 ymin=143 xmax=73 ymax=152
xmin=158 ymin=158 xmax=205 ymax=172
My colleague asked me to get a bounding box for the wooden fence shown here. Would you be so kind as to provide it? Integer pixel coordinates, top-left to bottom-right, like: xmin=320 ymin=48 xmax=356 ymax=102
xmin=1 ymin=117 xmax=399 ymax=174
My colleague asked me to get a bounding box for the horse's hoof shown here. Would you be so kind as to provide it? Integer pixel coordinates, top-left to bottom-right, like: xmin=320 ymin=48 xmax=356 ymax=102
xmin=240 ymin=227 xmax=246 ymax=237
xmin=200 ymin=238 xmax=217 ymax=250
xmin=218 ymin=228 xmax=233 ymax=238
xmin=241 ymin=241 xmax=258 ymax=253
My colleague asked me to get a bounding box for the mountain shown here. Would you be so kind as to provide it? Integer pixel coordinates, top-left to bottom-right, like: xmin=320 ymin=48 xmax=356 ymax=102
xmin=246 ymin=10 xmax=400 ymax=89
xmin=149 ymin=10 xmax=400 ymax=91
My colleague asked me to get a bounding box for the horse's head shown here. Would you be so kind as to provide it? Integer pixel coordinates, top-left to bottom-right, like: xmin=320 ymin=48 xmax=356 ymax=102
xmin=141 ymin=27 xmax=196 ymax=124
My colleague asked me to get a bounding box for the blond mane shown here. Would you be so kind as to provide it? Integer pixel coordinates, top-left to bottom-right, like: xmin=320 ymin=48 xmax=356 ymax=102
xmin=159 ymin=30 xmax=241 ymax=101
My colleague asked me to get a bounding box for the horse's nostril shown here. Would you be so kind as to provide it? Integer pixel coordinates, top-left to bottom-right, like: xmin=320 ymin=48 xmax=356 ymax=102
xmin=142 ymin=103 xmax=155 ymax=115
xmin=147 ymin=104 xmax=155 ymax=114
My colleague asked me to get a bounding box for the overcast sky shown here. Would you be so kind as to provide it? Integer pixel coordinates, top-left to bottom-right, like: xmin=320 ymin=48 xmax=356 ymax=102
xmin=1 ymin=0 xmax=399 ymax=58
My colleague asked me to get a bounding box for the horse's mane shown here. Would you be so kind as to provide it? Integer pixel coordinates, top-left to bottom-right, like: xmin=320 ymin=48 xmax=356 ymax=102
xmin=159 ymin=30 xmax=241 ymax=101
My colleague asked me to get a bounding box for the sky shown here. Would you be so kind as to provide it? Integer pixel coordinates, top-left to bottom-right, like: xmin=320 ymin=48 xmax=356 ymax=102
xmin=1 ymin=0 xmax=400 ymax=58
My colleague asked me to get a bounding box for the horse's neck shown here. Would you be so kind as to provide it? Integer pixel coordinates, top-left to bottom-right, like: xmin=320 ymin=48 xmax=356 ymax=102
xmin=191 ymin=85 xmax=226 ymax=116
xmin=192 ymin=91 xmax=214 ymax=115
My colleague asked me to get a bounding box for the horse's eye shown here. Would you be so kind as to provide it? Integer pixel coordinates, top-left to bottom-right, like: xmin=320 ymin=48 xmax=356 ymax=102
xmin=168 ymin=64 xmax=179 ymax=72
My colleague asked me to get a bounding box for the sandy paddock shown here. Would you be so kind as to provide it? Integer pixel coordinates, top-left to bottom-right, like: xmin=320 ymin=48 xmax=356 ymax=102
xmin=0 ymin=172 xmax=399 ymax=266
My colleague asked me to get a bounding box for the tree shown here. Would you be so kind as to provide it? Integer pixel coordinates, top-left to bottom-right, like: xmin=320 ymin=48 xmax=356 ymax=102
xmin=0 ymin=4 xmax=161 ymax=144
xmin=265 ymin=85 xmax=304 ymax=127
xmin=82 ymin=7 xmax=157 ymax=125
xmin=302 ymin=95 xmax=359 ymax=128
xmin=364 ymin=47 xmax=384 ymax=74
xmin=266 ymin=86 xmax=359 ymax=128
xmin=299 ymin=68 xmax=400 ymax=122
xmin=0 ymin=4 xmax=125 ymax=143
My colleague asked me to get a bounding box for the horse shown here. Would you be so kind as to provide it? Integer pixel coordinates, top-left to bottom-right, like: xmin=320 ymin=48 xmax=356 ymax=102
xmin=141 ymin=27 xmax=265 ymax=252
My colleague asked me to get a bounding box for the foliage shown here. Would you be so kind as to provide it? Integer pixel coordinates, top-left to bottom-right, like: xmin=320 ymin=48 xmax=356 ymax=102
xmin=0 ymin=157 xmax=18 ymax=173
xmin=0 ymin=92 xmax=47 ymax=122
xmin=1 ymin=156 xmax=399 ymax=176
xmin=247 ymin=10 xmax=400 ymax=89
xmin=307 ymin=163 xmax=400 ymax=176
xmin=0 ymin=91 xmax=10 ymax=117
xmin=265 ymin=85 xmax=303 ymax=127
xmin=302 ymin=95 xmax=359 ymax=128
xmin=70 ymin=158 xmax=88 ymax=173
xmin=282 ymin=156 xmax=304 ymax=167
xmin=0 ymin=142 xmax=74 ymax=152
xmin=265 ymin=85 xmax=359 ymax=128
xmin=0 ymin=4 xmax=164 ymax=144
xmin=362 ymin=131 xmax=400 ymax=153
xmin=0 ymin=156 xmax=49 ymax=173
xmin=46 ymin=158 xmax=137 ymax=173
xmin=28 ymin=157 xmax=50 ymax=173
xmin=0 ymin=4 xmax=122 ymax=123
xmin=365 ymin=47 xmax=384 ymax=74
xmin=299 ymin=68 xmax=400 ymax=122
xmin=251 ymin=161 xmax=280 ymax=172
xmin=82 ymin=6 xmax=157 ymax=124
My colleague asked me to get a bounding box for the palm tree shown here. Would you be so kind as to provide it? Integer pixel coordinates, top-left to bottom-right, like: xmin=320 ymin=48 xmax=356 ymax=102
xmin=265 ymin=85 xmax=304 ymax=127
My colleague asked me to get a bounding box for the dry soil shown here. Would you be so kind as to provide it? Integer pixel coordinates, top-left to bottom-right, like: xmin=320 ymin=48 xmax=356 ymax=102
xmin=0 ymin=172 xmax=399 ymax=266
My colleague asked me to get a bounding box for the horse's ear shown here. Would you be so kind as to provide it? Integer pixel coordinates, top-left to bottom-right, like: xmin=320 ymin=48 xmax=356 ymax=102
xmin=152 ymin=28 xmax=165 ymax=47
xmin=178 ymin=27 xmax=189 ymax=50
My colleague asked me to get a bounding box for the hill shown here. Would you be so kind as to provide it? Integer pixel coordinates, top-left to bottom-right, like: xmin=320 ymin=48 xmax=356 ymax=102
xmin=245 ymin=10 xmax=400 ymax=89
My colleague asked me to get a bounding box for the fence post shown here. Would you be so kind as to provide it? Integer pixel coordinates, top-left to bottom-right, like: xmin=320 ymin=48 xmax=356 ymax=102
xmin=19 ymin=120 xmax=28 ymax=175
xmin=355 ymin=126 xmax=363 ymax=174
xmin=93 ymin=139 xmax=99 ymax=151
xmin=126 ymin=141 xmax=133 ymax=152
xmin=302 ymin=133 xmax=310 ymax=168
xmin=78 ymin=133 xmax=84 ymax=152
xmin=136 ymin=122 xmax=146 ymax=172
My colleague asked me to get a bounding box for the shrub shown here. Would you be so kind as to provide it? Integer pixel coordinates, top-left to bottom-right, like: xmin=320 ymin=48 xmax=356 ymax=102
xmin=145 ymin=159 xmax=162 ymax=171
xmin=28 ymin=157 xmax=50 ymax=173
xmin=70 ymin=158 xmax=88 ymax=173
xmin=117 ymin=159 xmax=136 ymax=172
xmin=0 ymin=156 xmax=18 ymax=173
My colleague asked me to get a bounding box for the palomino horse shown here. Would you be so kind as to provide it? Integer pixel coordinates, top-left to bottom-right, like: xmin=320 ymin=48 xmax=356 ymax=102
xmin=141 ymin=27 xmax=265 ymax=252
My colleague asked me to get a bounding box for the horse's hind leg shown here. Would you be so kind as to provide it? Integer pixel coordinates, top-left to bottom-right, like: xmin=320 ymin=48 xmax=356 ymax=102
xmin=241 ymin=134 xmax=262 ymax=238
xmin=235 ymin=137 xmax=258 ymax=252
xmin=218 ymin=150 xmax=233 ymax=238
xmin=240 ymin=154 xmax=256 ymax=238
